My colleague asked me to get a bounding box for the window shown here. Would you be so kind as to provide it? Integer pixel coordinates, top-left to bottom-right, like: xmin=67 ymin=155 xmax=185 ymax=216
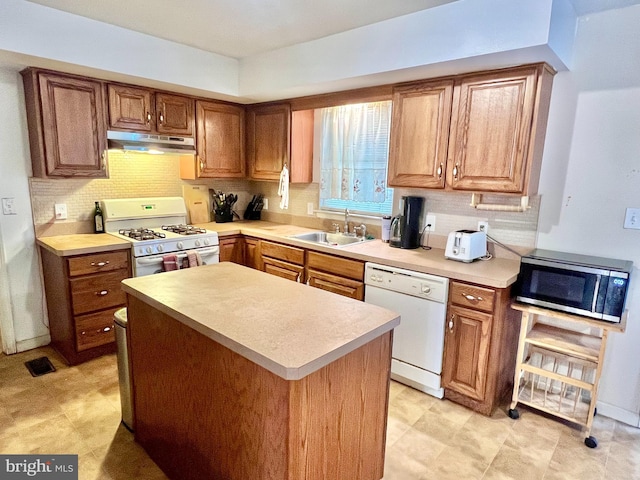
xmin=318 ymin=101 xmax=393 ymax=216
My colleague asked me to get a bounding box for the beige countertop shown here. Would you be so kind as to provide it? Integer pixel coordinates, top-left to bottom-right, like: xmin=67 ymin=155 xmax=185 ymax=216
xmin=36 ymin=220 xmax=521 ymax=288
xmin=36 ymin=233 xmax=132 ymax=256
xmin=197 ymin=220 xmax=521 ymax=288
xmin=122 ymin=262 xmax=400 ymax=380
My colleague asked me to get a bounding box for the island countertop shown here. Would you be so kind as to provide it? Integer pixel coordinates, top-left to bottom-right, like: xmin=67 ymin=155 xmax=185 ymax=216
xmin=121 ymin=262 xmax=400 ymax=380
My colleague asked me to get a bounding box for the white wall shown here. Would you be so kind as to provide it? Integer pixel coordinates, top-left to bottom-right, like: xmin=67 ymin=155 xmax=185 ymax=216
xmin=0 ymin=67 xmax=49 ymax=351
xmin=538 ymin=5 xmax=640 ymax=423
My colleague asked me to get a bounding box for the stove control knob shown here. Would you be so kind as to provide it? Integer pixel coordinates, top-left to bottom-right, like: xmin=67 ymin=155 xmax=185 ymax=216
xmin=421 ymin=285 xmax=431 ymax=294
xmin=146 ymin=246 xmax=153 ymax=254
xmin=204 ymin=239 xmax=210 ymax=246
xmin=157 ymin=245 xmax=164 ymax=253
xmin=195 ymin=240 xmax=201 ymax=247
xmin=177 ymin=242 xmax=184 ymax=250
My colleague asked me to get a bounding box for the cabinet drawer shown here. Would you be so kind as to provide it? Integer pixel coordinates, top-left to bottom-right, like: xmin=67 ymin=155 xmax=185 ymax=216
xmin=68 ymin=250 xmax=129 ymax=277
xmin=260 ymin=241 xmax=305 ymax=265
xmin=75 ymin=308 xmax=118 ymax=351
xmin=449 ymin=281 xmax=495 ymax=313
xmin=306 ymin=251 xmax=364 ymax=281
xmin=307 ymin=269 xmax=364 ymax=300
xmin=262 ymin=257 xmax=304 ymax=282
xmin=70 ymin=270 xmax=128 ymax=315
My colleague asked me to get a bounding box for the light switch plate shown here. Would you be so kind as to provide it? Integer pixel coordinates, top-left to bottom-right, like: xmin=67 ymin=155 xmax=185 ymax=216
xmin=307 ymin=203 xmax=314 ymax=215
xmin=623 ymin=208 xmax=640 ymax=230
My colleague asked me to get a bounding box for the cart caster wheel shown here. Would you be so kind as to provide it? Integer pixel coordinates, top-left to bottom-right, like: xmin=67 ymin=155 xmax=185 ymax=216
xmin=508 ymin=408 xmax=520 ymax=419
xmin=585 ymin=436 xmax=598 ymax=448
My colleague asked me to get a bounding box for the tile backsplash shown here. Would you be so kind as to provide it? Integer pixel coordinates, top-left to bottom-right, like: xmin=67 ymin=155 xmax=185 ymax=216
xmin=29 ymin=151 xmax=539 ymax=259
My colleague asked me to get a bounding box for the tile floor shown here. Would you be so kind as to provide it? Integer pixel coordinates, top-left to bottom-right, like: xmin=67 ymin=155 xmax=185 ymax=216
xmin=1 ymin=346 xmax=639 ymax=479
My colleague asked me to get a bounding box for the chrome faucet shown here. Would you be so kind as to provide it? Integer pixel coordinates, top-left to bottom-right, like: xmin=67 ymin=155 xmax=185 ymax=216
xmin=344 ymin=208 xmax=350 ymax=235
xmin=354 ymin=224 xmax=367 ymax=239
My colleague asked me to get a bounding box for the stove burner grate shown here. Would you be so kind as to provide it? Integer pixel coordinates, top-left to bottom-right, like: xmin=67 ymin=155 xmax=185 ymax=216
xmin=162 ymin=224 xmax=207 ymax=235
xmin=119 ymin=228 xmax=166 ymax=241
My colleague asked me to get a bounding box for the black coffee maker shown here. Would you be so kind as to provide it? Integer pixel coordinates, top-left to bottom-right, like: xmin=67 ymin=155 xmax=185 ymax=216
xmin=389 ymin=196 xmax=424 ymax=249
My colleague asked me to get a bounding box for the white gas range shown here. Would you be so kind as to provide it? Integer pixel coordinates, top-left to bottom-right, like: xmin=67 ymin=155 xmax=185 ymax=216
xmin=102 ymin=197 xmax=219 ymax=276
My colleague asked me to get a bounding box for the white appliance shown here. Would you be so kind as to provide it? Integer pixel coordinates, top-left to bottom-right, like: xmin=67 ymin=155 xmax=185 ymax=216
xmin=445 ymin=230 xmax=487 ymax=262
xmin=364 ymin=263 xmax=449 ymax=398
xmin=102 ymin=197 xmax=219 ymax=277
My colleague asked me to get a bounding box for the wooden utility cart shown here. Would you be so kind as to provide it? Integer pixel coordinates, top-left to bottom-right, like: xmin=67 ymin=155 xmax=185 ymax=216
xmin=508 ymin=303 xmax=627 ymax=448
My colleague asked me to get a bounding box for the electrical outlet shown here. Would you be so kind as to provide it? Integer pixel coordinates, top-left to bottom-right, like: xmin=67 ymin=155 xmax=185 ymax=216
xmin=624 ymin=208 xmax=640 ymax=230
xmin=425 ymin=214 xmax=436 ymax=232
xmin=263 ymin=198 xmax=269 ymax=210
xmin=54 ymin=203 xmax=68 ymax=220
xmin=307 ymin=203 xmax=314 ymax=215
xmin=478 ymin=221 xmax=489 ymax=234
xmin=1 ymin=198 xmax=16 ymax=215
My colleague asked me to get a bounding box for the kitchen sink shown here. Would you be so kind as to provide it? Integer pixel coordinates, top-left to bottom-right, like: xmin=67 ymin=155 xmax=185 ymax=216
xmin=289 ymin=231 xmax=372 ymax=247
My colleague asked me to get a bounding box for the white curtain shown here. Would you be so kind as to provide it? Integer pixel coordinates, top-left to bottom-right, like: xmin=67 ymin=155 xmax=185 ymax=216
xmin=319 ymin=101 xmax=392 ymax=204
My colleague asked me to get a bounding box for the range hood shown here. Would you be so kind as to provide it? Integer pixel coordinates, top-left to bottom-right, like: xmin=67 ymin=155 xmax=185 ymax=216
xmin=107 ymin=130 xmax=196 ymax=155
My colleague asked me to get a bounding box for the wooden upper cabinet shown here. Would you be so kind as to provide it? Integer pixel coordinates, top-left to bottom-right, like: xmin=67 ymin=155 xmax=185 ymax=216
xmin=108 ymin=84 xmax=194 ymax=136
xmin=196 ymin=101 xmax=245 ymax=178
xmin=387 ymin=63 xmax=554 ymax=194
xmin=21 ymin=69 xmax=108 ymax=178
xmin=388 ymin=79 xmax=454 ymax=188
xmin=247 ymin=103 xmax=291 ymax=181
xmin=447 ymin=64 xmax=554 ymax=194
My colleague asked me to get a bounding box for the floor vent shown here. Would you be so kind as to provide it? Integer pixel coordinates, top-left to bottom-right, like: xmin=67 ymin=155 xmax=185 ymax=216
xmin=24 ymin=356 xmax=56 ymax=377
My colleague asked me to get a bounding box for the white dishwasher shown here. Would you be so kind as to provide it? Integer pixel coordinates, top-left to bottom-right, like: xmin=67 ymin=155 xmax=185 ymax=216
xmin=364 ymin=263 xmax=449 ymax=398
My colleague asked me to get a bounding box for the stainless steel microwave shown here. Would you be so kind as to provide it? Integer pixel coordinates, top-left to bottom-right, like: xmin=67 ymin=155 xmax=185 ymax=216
xmin=515 ymin=249 xmax=632 ymax=323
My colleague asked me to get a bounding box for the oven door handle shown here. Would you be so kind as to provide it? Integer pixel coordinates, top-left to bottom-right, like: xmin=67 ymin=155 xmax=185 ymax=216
xmin=136 ymin=247 xmax=220 ymax=265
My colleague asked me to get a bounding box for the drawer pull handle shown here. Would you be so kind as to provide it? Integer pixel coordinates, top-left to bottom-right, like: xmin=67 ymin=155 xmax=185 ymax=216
xmin=102 ymin=326 xmax=112 ymax=333
xmin=97 ymin=290 xmax=109 ymax=296
xmin=91 ymin=261 xmax=110 ymax=267
xmin=448 ymin=315 xmax=455 ymax=332
xmin=461 ymin=292 xmax=483 ymax=302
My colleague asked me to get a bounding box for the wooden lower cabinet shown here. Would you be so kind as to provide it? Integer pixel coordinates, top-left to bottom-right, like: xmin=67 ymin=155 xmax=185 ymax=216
xmin=306 ymin=251 xmax=365 ymax=300
xmin=219 ymin=235 xmax=245 ymax=264
xmin=39 ymin=247 xmax=130 ymax=365
xmin=243 ymin=237 xmax=261 ymax=269
xmin=442 ymin=280 xmax=519 ymax=415
xmin=260 ymin=241 xmax=305 ymax=282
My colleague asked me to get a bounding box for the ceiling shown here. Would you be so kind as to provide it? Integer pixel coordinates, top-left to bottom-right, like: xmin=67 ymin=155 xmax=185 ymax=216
xmin=26 ymin=0 xmax=640 ymax=59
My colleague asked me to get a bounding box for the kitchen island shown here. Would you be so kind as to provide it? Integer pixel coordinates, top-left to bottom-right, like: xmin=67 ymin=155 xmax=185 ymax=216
xmin=121 ymin=262 xmax=400 ymax=480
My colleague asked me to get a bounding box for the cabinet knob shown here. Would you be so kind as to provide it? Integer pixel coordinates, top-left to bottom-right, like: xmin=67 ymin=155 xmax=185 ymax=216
xmin=437 ymin=163 xmax=443 ymax=179
xmin=461 ymin=292 xmax=483 ymax=302
xmin=146 ymin=112 xmax=152 ymax=123
xmin=96 ymin=290 xmax=109 ymax=296
xmin=90 ymin=261 xmax=110 ymax=267
xmin=101 ymin=150 xmax=107 ymax=170
xmin=102 ymin=326 xmax=112 ymax=333
xmin=448 ymin=315 xmax=455 ymax=332
xmin=159 ymin=112 xmax=164 ymax=124
xmin=453 ymin=163 xmax=459 ymax=179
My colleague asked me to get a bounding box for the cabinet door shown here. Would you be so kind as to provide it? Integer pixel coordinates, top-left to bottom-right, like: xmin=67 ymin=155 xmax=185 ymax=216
xmin=447 ymin=67 xmax=538 ymax=193
xmin=156 ymin=93 xmax=194 ymax=136
xmin=196 ymin=101 xmax=245 ymax=178
xmin=108 ymin=84 xmax=153 ymax=132
xmin=28 ymin=71 xmax=108 ymax=178
xmin=247 ymin=103 xmax=291 ymax=181
xmin=307 ymin=269 xmax=364 ymax=300
xmin=388 ymin=80 xmax=453 ymax=188
xmin=442 ymin=305 xmax=493 ymax=401
xmin=219 ymin=236 xmax=245 ymax=264
xmin=262 ymin=257 xmax=304 ymax=282
xmin=244 ymin=237 xmax=261 ymax=270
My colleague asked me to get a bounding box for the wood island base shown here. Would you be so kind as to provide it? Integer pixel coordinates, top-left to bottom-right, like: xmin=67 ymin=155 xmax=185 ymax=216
xmin=127 ymin=295 xmax=393 ymax=480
